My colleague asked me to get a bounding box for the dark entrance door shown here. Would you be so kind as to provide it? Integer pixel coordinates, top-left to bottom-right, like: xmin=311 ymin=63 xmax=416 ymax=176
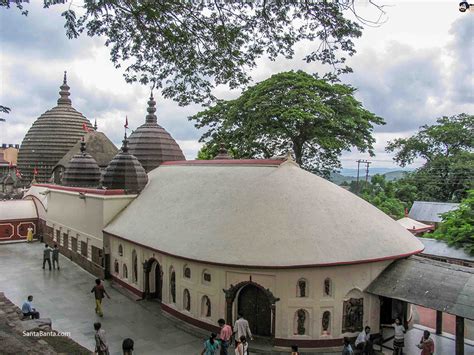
xmin=238 ymin=285 xmax=271 ymax=336
xmin=150 ymin=261 xmax=162 ymax=300
xmin=380 ymin=296 xmax=393 ymax=324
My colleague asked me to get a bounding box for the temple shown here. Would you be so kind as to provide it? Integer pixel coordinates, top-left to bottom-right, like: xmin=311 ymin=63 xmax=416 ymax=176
xmin=4 ymin=73 xmax=471 ymax=352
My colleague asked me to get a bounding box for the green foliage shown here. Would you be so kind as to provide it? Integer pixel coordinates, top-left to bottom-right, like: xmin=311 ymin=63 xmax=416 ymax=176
xmin=190 ymin=71 xmax=383 ymax=177
xmin=196 ymin=143 xmax=238 ymax=160
xmin=386 ymin=114 xmax=473 ymax=166
xmin=433 ymin=190 xmax=474 ymax=255
xmin=386 ymin=114 xmax=474 ymax=202
xmin=3 ymin=0 xmax=371 ymax=105
xmin=358 ymin=174 xmax=407 ymax=219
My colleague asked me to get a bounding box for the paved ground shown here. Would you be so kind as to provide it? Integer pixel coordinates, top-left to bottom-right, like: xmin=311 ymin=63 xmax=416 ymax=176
xmin=1 ymin=242 xmax=473 ymax=355
xmin=0 ymin=242 xmax=204 ymax=355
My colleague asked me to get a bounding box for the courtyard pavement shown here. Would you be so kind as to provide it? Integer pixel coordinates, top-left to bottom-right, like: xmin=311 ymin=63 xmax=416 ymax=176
xmin=1 ymin=242 xmax=473 ymax=355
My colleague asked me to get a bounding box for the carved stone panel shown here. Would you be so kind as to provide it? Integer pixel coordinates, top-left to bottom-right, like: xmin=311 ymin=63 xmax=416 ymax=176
xmin=342 ymin=298 xmax=364 ymax=333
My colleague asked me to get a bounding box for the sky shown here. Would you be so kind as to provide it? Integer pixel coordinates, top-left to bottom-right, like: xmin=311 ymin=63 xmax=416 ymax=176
xmin=0 ymin=1 xmax=473 ymax=171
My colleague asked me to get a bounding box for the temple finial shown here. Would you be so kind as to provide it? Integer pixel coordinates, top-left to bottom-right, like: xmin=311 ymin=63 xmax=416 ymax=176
xmin=146 ymin=91 xmax=157 ymax=124
xmin=80 ymin=139 xmax=86 ymax=154
xmin=214 ymin=142 xmax=232 ymax=160
xmin=122 ymin=133 xmax=129 ymax=153
xmin=58 ymin=71 xmax=71 ymax=106
xmin=94 ymin=119 xmax=98 ymax=130
xmin=280 ymin=151 xmax=298 ymax=167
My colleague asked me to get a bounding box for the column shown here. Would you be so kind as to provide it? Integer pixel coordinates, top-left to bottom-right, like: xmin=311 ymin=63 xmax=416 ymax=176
xmin=271 ymin=304 xmax=276 ymax=338
xmin=456 ymin=315 xmax=464 ymax=355
xmin=226 ymin=299 xmax=233 ymax=325
xmin=436 ymin=310 xmax=443 ymax=335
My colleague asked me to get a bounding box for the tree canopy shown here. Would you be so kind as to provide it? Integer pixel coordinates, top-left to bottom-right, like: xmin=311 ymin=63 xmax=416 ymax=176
xmin=433 ymin=190 xmax=474 ymax=255
xmin=190 ymin=70 xmax=383 ymax=176
xmin=344 ymin=174 xmax=410 ymax=219
xmin=386 ymin=114 xmax=474 ymax=166
xmin=386 ymin=114 xmax=474 ymax=202
xmin=1 ymin=0 xmax=386 ymax=105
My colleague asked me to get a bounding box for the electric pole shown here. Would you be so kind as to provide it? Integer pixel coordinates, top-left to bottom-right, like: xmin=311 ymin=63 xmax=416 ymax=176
xmin=364 ymin=160 xmax=372 ymax=189
xmin=356 ymin=159 xmax=371 ymax=194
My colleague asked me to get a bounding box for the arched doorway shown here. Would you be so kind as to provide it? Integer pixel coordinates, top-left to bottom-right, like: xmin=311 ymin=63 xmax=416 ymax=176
xmin=147 ymin=258 xmax=162 ymax=300
xmin=237 ymin=284 xmax=272 ymax=336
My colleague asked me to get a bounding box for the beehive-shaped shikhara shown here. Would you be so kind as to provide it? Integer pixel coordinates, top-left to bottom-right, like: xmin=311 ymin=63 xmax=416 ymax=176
xmin=128 ymin=93 xmax=185 ymax=173
xmin=17 ymin=72 xmax=93 ymax=183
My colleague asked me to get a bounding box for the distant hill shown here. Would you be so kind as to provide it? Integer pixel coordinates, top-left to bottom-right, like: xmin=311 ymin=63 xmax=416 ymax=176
xmin=383 ymin=170 xmax=409 ymax=181
xmin=329 ymin=170 xmax=410 ymax=185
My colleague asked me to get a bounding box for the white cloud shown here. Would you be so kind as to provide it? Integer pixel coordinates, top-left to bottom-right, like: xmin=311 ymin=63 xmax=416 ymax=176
xmin=0 ymin=1 xmax=472 ymax=169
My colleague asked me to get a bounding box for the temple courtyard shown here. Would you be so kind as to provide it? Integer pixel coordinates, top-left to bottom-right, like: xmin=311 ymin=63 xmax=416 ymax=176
xmin=0 ymin=242 xmax=473 ymax=355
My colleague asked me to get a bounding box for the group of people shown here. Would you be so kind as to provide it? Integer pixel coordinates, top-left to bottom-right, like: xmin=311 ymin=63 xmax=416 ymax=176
xmin=342 ymin=318 xmax=435 ymax=355
xmin=42 ymin=244 xmax=60 ymax=270
xmin=201 ymin=314 xmax=254 ymax=355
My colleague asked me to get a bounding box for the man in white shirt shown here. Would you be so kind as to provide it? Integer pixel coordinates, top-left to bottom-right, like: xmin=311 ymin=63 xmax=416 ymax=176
xmin=234 ymin=313 xmax=253 ymax=343
xmin=355 ymin=326 xmax=374 ymax=354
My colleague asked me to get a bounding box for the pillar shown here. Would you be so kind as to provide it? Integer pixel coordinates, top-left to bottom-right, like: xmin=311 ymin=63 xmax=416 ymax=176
xmin=436 ymin=310 xmax=443 ymax=335
xmin=456 ymin=316 xmax=464 ymax=355
xmin=226 ymin=299 xmax=233 ymax=326
xmin=271 ymin=304 xmax=276 ymax=338
xmin=402 ymin=301 xmax=408 ymax=328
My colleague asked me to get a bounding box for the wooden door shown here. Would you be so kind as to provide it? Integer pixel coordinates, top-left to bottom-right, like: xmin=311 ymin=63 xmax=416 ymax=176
xmin=238 ymin=285 xmax=271 ymax=336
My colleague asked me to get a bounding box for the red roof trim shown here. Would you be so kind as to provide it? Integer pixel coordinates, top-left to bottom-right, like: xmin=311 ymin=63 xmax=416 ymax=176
xmin=33 ymin=184 xmax=126 ymax=196
xmin=104 ymin=230 xmax=424 ymax=269
xmin=160 ymin=159 xmax=284 ymax=166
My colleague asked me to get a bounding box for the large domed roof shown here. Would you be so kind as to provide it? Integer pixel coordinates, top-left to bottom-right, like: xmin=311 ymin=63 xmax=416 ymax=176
xmin=17 ymin=72 xmax=93 ymax=183
xmin=128 ymin=93 xmax=185 ymax=173
xmin=62 ymin=140 xmax=101 ymax=188
xmin=104 ymin=158 xmax=424 ymax=268
xmin=102 ymin=135 xmax=148 ymax=194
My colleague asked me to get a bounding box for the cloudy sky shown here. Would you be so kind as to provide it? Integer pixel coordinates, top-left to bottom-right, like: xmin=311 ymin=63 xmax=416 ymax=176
xmin=0 ymin=1 xmax=472 ymax=171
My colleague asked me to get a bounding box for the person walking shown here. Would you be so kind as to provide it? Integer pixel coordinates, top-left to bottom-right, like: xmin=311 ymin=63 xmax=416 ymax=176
xmin=42 ymin=244 xmax=52 ymax=270
xmin=122 ymin=338 xmax=134 ymax=355
xmin=217 ymin=319 xmax=233 ymax=355
xmin=91 ymin=279 xmax=110 ymax=317
xmin=417 ymin=330 xmax=434 ymax=355
xmin=21 ymin=295 xmax=40 ymax=319
xmin=94 ymin=322 xmax=110 ymax=355
xmin=201 ymin=332 xmax=220 ymax=355
xmin=52 ymin=244 xmax=60 ymax=270
xmin=234 ymin=336 xmax=248 ymax=355
xmin=234 ymin=313 xmax=253 ymax=345
xmin=342 ymin=337 xmax=354 ymax=355
xmin=291 ymin=345 xmax=300 ymax=355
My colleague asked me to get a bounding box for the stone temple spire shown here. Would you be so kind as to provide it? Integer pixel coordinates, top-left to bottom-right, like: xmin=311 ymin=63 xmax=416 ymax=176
xmin=145 ymin=91 xmax=158 ymax=124
xmin=57 ymin=71 xmax=71 ymax=106
xmin=122 ymin=133 xmax=129 ymax=153
xmin=214 ymin=142 xmax=232 ymax=160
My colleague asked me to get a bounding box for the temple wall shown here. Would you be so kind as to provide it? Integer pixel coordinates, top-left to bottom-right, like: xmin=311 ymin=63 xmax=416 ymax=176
xmin=41 ymin=188 xmax=135 ymax=277
xmin=107 ymin=234 xmax=391 ymax=348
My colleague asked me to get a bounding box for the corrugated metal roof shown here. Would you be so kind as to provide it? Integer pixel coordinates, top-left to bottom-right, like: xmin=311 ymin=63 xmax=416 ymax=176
xmin=366 ymin=256 xmax=474 ymax=319
xmin=408 ymin=201 xmax=459 ymax=223
xmin=417 ymin=237 xmax=474 ymax=262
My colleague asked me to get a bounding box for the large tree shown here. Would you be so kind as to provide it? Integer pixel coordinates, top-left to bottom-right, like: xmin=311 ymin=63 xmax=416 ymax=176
xmin=190 ymin=70 xmax=383 ymax=176
xmin=2 ymin=0 xmax=388 ymax=105
xmin=433 ymin=190 xmax=474 ymax=255
xmin=386 ymin=114 xmax=474 ymax=202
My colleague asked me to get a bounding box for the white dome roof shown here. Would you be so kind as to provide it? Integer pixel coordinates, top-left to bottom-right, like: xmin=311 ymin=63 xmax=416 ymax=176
xmin=104 ymin=159 xmax=424 ymax=267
